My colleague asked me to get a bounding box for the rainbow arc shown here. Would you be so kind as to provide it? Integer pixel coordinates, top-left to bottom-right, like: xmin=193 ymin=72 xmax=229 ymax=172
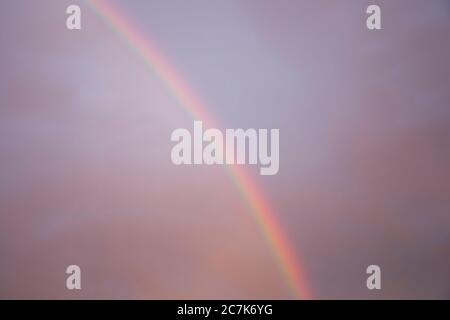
xmin=87 ymin=0 xmax=311 ymax=299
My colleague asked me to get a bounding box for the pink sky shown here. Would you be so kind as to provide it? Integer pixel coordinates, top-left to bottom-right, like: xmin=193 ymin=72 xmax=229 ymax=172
xmin=0 ymin=0 xmax=449 ymax=299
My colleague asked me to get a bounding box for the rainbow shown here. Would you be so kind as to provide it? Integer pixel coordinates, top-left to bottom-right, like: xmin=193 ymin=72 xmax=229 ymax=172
xmin=87 ymin=0 xmax=311 ymax=299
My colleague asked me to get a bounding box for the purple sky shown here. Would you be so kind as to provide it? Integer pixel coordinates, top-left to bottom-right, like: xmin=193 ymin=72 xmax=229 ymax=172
xmin=0 ymin=0 xmax=449 ymax=299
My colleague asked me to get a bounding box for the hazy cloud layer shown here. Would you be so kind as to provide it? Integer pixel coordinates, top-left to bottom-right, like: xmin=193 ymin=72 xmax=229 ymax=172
xmin=0 ymin=0 xmax=449 ymax=299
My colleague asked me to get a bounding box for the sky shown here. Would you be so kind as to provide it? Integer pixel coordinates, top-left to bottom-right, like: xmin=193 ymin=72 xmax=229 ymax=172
xmin=0 ymin=0 xmax=449 ymax=299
